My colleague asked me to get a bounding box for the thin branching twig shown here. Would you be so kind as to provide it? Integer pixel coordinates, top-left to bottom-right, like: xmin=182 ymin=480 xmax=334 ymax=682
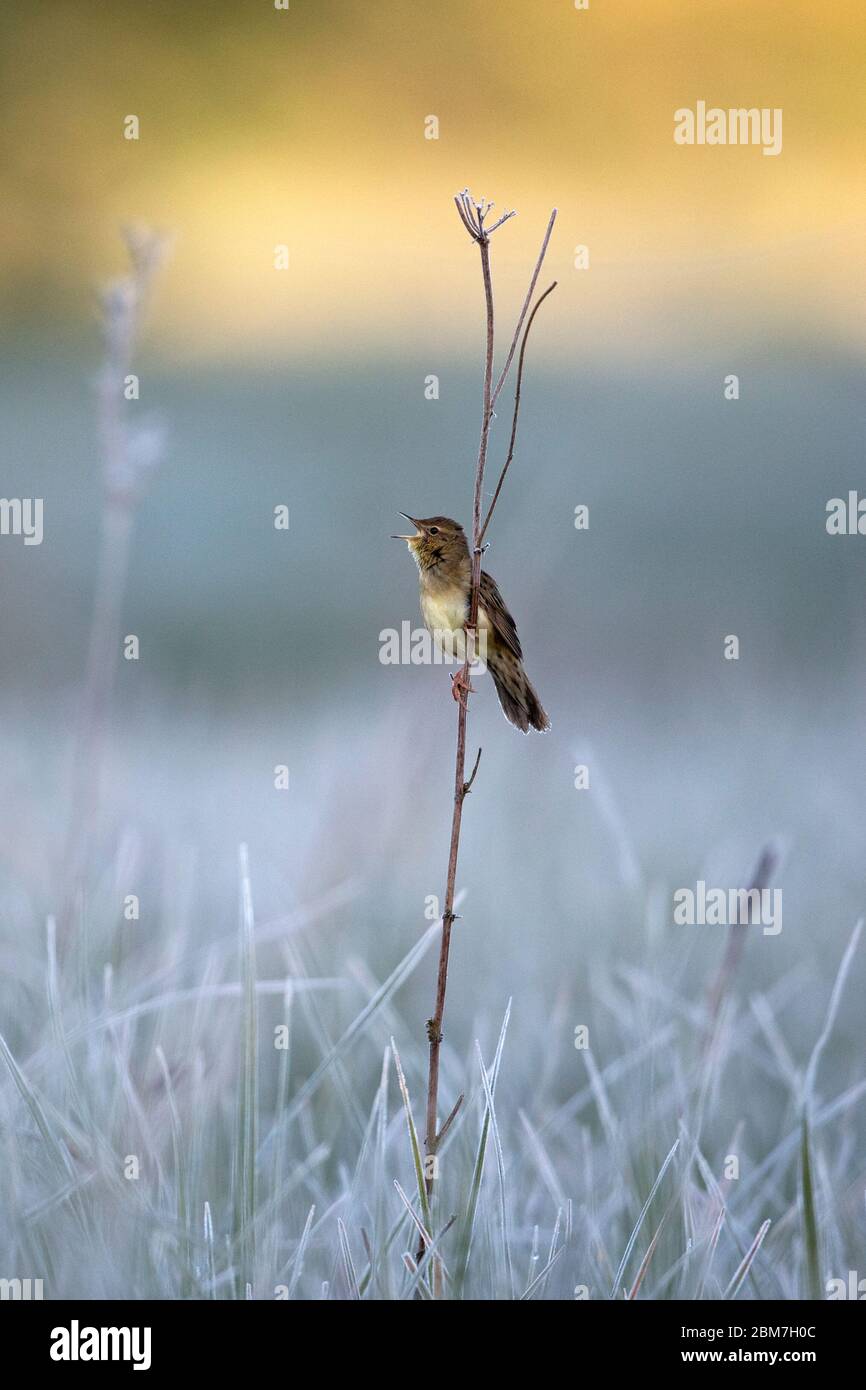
xmin=417 ymin=192 xmax=557 ymax=1281
xmin=479 ymin=280 xmax=558 ymax=547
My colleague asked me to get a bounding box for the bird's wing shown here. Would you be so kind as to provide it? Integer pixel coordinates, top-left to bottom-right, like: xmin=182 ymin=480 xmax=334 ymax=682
xmin=479 ymin=570 xmax=523 ymax=660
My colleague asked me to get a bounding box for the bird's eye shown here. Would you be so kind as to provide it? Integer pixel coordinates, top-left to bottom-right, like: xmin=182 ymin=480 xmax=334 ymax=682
xmin=428 ymin=526 xmax=439 ymax=535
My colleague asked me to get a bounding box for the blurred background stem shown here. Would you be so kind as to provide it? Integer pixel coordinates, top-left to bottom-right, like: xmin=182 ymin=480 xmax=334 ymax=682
xmin=61 ymin=229 xmax=169 ymax=943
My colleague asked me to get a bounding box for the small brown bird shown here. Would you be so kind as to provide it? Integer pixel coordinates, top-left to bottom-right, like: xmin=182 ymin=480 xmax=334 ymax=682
xmin=393 ymin=514 xmax=550 ymax=733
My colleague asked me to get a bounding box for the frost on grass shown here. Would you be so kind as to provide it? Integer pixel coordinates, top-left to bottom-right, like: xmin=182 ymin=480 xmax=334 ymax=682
xmin=0 ymin=742 xmax=862 ymax=1301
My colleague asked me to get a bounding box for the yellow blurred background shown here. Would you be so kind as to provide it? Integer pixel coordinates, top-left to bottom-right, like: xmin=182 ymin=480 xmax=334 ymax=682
xmin=2 ymin=0 xmax=865 ymax=364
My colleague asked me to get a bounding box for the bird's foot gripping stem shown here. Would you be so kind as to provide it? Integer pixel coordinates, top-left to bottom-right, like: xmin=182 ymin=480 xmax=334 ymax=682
xmin=450 ymin=663 xmax=475 ymax=710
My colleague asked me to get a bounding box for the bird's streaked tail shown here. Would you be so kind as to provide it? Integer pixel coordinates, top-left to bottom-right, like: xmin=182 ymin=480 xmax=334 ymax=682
xmin=487 ymin=649 xmax=550 ymax=733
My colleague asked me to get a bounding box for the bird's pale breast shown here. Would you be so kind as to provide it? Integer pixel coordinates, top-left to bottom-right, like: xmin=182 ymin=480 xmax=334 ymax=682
xmin=420 ymin=583 xmax=492 ymax=662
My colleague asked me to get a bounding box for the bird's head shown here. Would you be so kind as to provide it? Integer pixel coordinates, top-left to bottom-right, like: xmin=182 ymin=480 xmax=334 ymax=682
xmin=391 ymin=514 xmax=470 ymax=575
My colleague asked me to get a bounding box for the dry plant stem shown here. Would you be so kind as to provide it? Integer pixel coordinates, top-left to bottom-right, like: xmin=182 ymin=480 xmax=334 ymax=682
xmin=421 ymin=228 xmax=493 ymax=1191
xmin=61 ymin=231 xmax=168 ymax=942
xmin=418 ymin=195 xmax=555 ymax=1272
xmin=66 ymin=501 xmax=134 ymax=869
xmin=62 ymin=376 xmax=136 ymax=922
xmin=490 ymin=207 xmax=558 ymax=412
xmin=705 ymin=842 xmax=779 ymax=1034
xmin=479 ymin=280 xmax=558 ymax=548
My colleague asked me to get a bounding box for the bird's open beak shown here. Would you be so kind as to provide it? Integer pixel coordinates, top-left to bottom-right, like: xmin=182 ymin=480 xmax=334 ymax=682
xmin=391 ymin=512 xmax=422 ymax=540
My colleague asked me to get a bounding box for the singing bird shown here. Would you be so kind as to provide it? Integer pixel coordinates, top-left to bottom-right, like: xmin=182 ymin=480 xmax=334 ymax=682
xmin=393 ymin=514 xmax=550 ymax=733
